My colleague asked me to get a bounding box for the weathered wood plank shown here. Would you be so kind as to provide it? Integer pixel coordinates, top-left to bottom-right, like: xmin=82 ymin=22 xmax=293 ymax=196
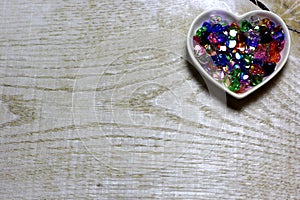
xmin=0 ymin=0 xmax=299 ymax=199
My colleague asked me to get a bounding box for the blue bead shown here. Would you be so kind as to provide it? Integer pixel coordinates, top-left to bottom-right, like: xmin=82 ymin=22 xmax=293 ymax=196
xmin=202 ymin=21 xmax=212 ymax=32
xmin=272 ymin=27 xmax=284 ymax=42
xmin=217 ymin=33 xmax=227 ymax=43
xmin=246 ymin=38 xmax=259 ymax=47
xmin=212 ymin=24 xmax=223 ymax=32
xmin=253 ymin=59 xmax=263 ymax=66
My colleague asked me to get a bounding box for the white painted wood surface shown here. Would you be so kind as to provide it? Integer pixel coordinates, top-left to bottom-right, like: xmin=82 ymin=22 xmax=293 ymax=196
xmin=0 ymin=0 xmax=299 ymax=199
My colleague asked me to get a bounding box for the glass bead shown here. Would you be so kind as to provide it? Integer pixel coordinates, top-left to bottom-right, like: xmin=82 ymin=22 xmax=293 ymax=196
xmin=212 ymin=24 xmax=223 ymax=33
xmin=249 ymin=15 xmax=260 ymax=25
xmin=261 ymin=18 xmax=270 ymax=26
xmin=250 ymin=75 xmax=263 ymax=86
xmin=230 ymin=68 xmax=242 ymax=78
xmin=230 ymin=22 xmax=240 ymax=30
xmin=194 ymin=45 xmax=206 ymax=57
xmin=272 ymin=26 xmax=285 ymax=42
xmin=259 ymin=26 xmax=272 ymax=43
xmin=205 ymin=44 xmax=217 ymax=56
xmin=197 ymin=54 xmax=211 ymax=65
xmin=202 ymin=21 xmax=212 ymax=32
xmin=240 ymin=20 xmax=252 ymax=32
xmin=254 ymin=44 xmax=267 ymax=61
xmin=223 ymin=76 xmax=231 ymax=87
xmin=193 ymin=35 xmax=201 ymax=46
xmin=236 ymin=42 xmax=246 ymax=52
xmin=196 ymin=27 xmax=207 ymax=37
xmin=208 ymin=32 xmax=218 ymax=44
xmin=229 ymin=79 xmax=241 ymax=91
xmin=210 ymin=15 xmax=222 ymax=24
xmin=250 ymin=64 xmax=264 ymax=76
xmin=213 ymin=70 xmax=225 ymax=80
xmin=262 ymin=62 xmax=276 ymax=76
xmin=217 ymin=33 xmax=227 ymax=43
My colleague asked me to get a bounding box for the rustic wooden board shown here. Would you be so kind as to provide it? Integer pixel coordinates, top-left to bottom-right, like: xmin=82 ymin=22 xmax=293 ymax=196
xmin=0 ymin=0 xmax=299 ymax=199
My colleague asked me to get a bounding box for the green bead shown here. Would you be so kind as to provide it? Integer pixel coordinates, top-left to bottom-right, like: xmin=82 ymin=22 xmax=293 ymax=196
xmin=243 ymin=54 xmax=253 ymax=65
xmin=196 ymin=27 xmax=207 ymax=36
xmin=230 ymin=68 xmax=241 ymax=78
xmin=250 ymin=75 xmax=263 ymax=86
xmin=240 ymin=20 xmax=252 ymax=32
xmin=229 ymin=79 xmax=241 ymax=91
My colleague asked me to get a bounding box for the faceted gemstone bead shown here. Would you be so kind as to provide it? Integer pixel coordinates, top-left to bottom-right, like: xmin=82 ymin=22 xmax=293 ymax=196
xmin=205 ymin=44 xmax=217 ymax=56
xmin=239 ymin=72 xmax=250 ymax=83
xmin=194 ymin=44 xmax=206 ymax=57
xmin=236 ymin=41 xmax=246 ymax=51
xmin=229 ymin=78 xmax=241 ymax=91
xmin=262 ymin=62 xmax=276 ymax=76
xmin=267 ymin=40 xmax=281 ymax=63
xmin=211 ymin=24 xmax=223 ymax=33
xmin=193 ymin=35 xmax=201 ymax=46
xmin=250 ymin=64 xmax=264 ymax=76
xmin=249 ymin=15 xmax=260 ymax=25
xmin=237 ymin=83 xmax=250 ymax=93
xmin=259 ymin=26 xmax=272 ymax=43
xmin=217 ymin=33 xmax=227 ymax=43
xmin=237 ymin=33 xmax=247 ymax=43
xmin=199 ymin=32 xmax=210 ymax=46
xmin=246 ymin=30 xmax=260 ymax=47
xmin=202 ymin=21 xmax=212 ymax=32
xmin=208 ymin=32 xmax=218 ymax=44
xmin=210 ymin=15 xmax=222 ymax=24
xmin=228 ymin=27 xmax=238 ymax=38
xmin=196 ymin=27 xmax=207 ymax=37
xmin=217 ymin=44 xmax=227 ymax=52
xmin=230 ymin=68 xmax=242 ymax=78
xmin=212 ymin=69 xmax=225 ymax=80
xmin=250 ymin=74 xmax=263 ymax=86
xmin=254 ymin=44 xmax=267 ymax=61
xmin=246 ymin=37 xmax=259 ymax=47
xmin=217 ymin=53 xmax=230 ymax=66
xmin=268 ymin=20 xmax=275 ymax=29
xmin=230 ymin=22 xmax=240 ymax=30
xmin=272 ymin=26 xmax=285 ymax=42
xmin=261 ymin=18 xmax=270 ymax=27
xmin=240 ymin=20 xmax=252 ymax=32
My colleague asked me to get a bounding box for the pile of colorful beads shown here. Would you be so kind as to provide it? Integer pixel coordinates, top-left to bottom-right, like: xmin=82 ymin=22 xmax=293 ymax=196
xmin=193 ymin=15 xmax=285 ymax=93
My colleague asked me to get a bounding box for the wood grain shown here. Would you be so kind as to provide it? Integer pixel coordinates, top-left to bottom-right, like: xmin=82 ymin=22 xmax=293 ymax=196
xmin=0 ymin=0 xmax=299 ymax=199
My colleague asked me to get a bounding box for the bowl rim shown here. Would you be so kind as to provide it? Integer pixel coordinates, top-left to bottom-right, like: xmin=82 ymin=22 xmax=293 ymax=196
xmin=187 ymin=9 xmax=291 ymax=99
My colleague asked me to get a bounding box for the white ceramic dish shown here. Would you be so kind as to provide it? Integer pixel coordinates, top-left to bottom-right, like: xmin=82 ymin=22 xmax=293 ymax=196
xmin=187 ymin=9 xmax=291 ymax=99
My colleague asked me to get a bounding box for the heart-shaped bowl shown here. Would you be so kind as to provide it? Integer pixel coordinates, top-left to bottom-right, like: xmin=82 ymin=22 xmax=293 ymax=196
xmin=187 ymin=9 xmax=291 ymax=99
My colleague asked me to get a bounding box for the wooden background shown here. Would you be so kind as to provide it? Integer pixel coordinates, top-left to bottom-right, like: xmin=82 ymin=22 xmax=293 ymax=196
xmin=0 ymin=0 xmax=299 ymax=199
